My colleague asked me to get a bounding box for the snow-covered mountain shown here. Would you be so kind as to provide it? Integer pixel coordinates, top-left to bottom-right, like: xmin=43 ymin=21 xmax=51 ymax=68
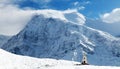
xmin=0 ymin=35 xmax=11 ymax=47
xmin=1 ymin=49 xmax=120 ymax=69
xmin=1 ymin=10 xmax=120 ymax=66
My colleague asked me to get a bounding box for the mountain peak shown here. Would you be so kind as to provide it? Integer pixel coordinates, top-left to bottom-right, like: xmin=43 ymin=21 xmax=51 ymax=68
xmin=31 ymin=9 xmax=86 ymax=25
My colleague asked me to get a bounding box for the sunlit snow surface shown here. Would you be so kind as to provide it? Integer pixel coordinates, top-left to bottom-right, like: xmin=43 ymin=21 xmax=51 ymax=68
xmin=0 ymin=49 xmax=120 ymax=69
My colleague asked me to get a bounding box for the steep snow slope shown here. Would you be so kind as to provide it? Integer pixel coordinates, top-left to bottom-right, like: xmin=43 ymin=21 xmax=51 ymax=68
xmin=2 ymin=10 xmax=120 ymax=66
xmin=0 ymin=49 xmax=120 ymax=69
xmin=0 ymin=35 xmax=11 ymax=47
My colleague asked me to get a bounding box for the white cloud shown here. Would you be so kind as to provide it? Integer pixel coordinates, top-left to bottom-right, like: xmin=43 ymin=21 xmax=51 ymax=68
xmin=84 ymin=1 xmax=91 ymax=4
xmin=78 ymin=6 xmax=85 ymax=10
xmin=73 ymin=2 xmax=85 ymax=11
xmin=0 ymin=0 xmax=12 ymax=3
xmin=73 ymin=1 xmax=91 ymax=11
xmin=0 ymin=0 xmax=14 ymax=6
xmin=80 ymin=1 xmax=91 ymax=6
xmin=0 ymin=5 xmax=33 ymax=35
xmin=73 ymin=1 xmax=79 ymax=6
xmin=101 ymin=8 xmax=120 ymax=23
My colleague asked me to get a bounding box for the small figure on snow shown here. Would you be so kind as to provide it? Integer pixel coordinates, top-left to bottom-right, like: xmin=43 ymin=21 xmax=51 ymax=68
xmin=81 ymin=52 xmax=89 ymax=65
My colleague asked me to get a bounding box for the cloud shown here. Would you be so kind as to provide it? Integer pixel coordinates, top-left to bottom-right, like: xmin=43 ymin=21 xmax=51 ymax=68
xmin=0 ymin=0 xmax=12 ymax=3
xmin=0 ymin=5 xmax=33 ymax=35
xmin=101 ymin=8 xmax=120 ymax=23
xmin=0 ymin=0 xmax=53 ymax=35
xmin=78 ymin=6 xmax=85 ymax=10
xmin=72 ymin=1 xmax=91 ymax=11
xmin=84 ymin=1 xmax=91 ymax=4
xmin=80 ymin=1 xmax=91 ymax=6
xmin=73 ymin=1 xmax=79 ymax=6
xmin=73 ymin=1 xmax=85 ymax=11
xmin=0 ymin=0 xmax=15 ymax=6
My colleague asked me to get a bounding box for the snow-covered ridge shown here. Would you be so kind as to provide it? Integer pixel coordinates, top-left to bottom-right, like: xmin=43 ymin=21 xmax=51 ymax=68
xmin=31 ymin=9 xmax=85 ymax=25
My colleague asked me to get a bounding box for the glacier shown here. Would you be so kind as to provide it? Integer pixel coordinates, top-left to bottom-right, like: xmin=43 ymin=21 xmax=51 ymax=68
xmin=1 ymin=10 xmax=120 ymax=66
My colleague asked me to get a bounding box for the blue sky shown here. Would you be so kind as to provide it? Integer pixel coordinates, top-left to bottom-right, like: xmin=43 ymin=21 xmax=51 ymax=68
xmin=13 ymin=0 xmax=120 ymax=18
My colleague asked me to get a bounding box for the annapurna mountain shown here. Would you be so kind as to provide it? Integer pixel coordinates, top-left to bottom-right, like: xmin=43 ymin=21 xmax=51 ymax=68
xmin=1 ymin=10 xmax=120 ymax=66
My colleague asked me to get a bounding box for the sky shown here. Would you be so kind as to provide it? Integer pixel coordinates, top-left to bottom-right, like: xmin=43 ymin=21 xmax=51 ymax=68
xmin=11 ymin=0 xmax=120 ymax=18
xmin=0 ymin=0 xmax=120 ymax=36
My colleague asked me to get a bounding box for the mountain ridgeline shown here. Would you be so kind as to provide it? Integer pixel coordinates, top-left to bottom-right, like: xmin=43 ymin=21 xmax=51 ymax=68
xmin=1 ymin=11 xmax=120 ymax=65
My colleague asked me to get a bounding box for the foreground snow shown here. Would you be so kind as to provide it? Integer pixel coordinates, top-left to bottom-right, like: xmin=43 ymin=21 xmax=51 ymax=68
xmin=0 ymin=49 xmax=120 ymax=69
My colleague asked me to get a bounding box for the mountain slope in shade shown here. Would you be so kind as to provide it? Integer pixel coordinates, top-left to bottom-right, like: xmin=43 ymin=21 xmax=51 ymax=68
xmin=0 ymin=35 xmax=11 ymax=47
xmin=2 ymin=10 xmax=120 ymax=66
xmin=0 ymin=49 xmax=120 ymax=69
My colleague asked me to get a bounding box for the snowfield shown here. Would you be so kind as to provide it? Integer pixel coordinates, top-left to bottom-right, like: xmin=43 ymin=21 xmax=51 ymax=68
xmin=0 ymin=49 xmax=120 ymax=69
